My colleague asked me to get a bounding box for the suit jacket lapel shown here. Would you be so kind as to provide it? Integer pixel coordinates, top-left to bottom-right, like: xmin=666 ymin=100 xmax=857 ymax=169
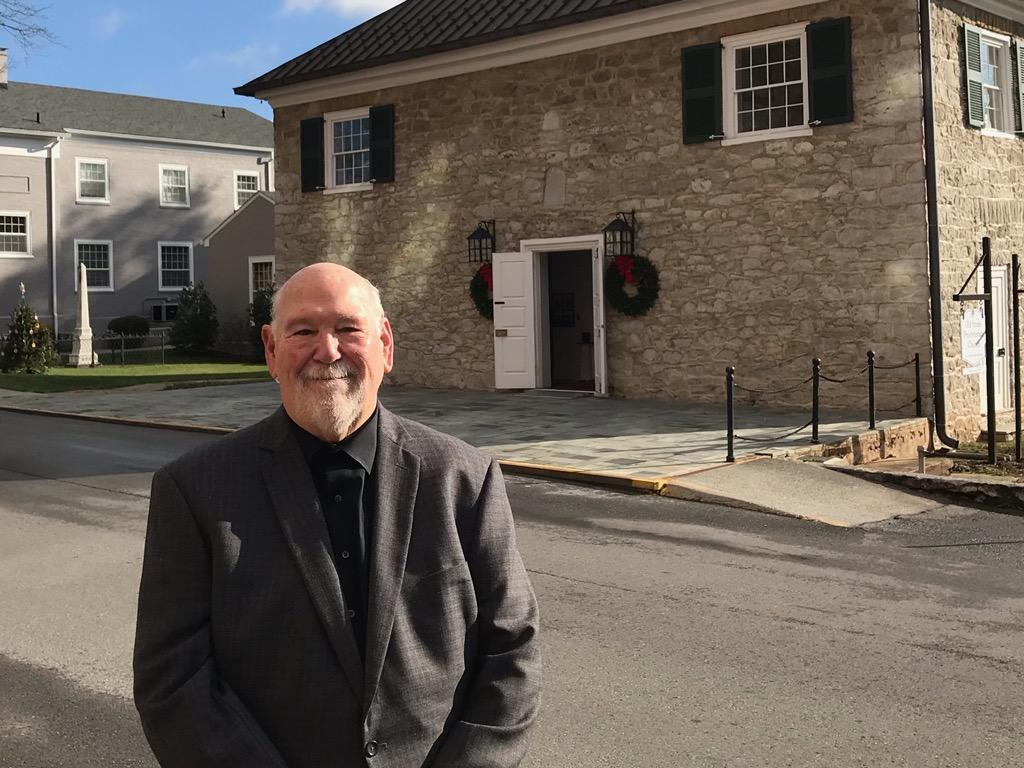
xmin=363 ymin=407 xmax=420 ymax=708
xmin=258 ymin=407 xmax=364 ymax=698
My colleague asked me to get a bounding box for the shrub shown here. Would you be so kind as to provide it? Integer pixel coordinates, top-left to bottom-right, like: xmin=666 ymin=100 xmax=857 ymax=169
xmin=1 ymin=283 xmax=57 ymax=373
xmin=247 ymin=285 xmax=275 ymax=361
xmin=107 ymin=315 xmax=150 ymax=349
xmin=169 ymin=282 xmax=219 ymax=355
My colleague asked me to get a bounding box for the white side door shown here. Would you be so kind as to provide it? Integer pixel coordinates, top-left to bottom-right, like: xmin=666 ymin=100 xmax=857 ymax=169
xmin=979 ymin=266 xmax=1011 ymax=414
xmin=591 ymin=248 xmax=609 ymax=396
xmin=492 ymin=251 xmax=537 ymax=389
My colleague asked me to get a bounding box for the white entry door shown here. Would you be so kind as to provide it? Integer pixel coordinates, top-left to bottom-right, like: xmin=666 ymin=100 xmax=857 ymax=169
xmin=590 ymin=249 xmax=609 ymax=396
xmin=980 ymin=266 xmax=1011 ymax=414
xmin=492 ymin=251 xmax=537 ymax=389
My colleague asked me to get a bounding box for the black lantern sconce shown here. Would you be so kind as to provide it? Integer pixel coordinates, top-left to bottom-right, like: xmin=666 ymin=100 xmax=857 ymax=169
xmin=467 ymin=220 xmax=496 ymax=263
xmin=603 ymin=210 xmax=637 ymax=258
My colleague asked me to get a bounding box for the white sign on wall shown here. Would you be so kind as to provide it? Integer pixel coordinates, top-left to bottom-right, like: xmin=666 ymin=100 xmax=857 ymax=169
xmin=960 ymin=308 xmax=986 ymax=375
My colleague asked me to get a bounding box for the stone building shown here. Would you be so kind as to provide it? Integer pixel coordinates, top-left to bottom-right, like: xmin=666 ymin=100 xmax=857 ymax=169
xmin=237 ymin=0 xmax=1024 ymax=442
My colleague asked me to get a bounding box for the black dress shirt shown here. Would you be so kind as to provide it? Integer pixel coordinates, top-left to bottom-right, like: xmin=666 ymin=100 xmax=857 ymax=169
xmin=290 ymin=409 xmax=378 ymax=662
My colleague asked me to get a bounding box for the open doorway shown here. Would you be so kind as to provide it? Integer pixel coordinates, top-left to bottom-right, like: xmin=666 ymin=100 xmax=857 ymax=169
xmin=539 ymin=250 xmax=594 ymax=391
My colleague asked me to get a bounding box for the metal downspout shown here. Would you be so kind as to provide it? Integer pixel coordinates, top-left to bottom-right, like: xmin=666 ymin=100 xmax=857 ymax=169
xmin=920 ymin=0 xmax=959 ymax=448
xmin=46 ymin=136 xmax=61 ymax=331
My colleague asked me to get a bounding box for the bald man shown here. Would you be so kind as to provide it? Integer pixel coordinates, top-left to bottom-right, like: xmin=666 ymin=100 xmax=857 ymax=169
xmin=133 ymin=264 xmax=541 ymax=768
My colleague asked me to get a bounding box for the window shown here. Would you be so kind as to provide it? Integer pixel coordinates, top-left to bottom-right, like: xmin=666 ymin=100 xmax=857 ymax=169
xmin=234 ymin=171 xmax=259 ymax=209
xmin=76 ymin=158 xmax=109 ymax=203
xmin=248 ymin=255 xmax=275 ymax=303
xmin=75 ymin=240 xmax=113 ymax=291
xmin=159 ymin=164 xmax=190 ymax=207
xmin=158 ymin=241 xmax=193 ymax=290
xmin=325 ymin=108 xmax=371 ymax=190
xmin=964 ymin=25 xmax=1020 ymax=135
xmin=0 ymin=212 xmax=30 ymax=256
xmin=722 ymin=24 xmax=810 ymax=144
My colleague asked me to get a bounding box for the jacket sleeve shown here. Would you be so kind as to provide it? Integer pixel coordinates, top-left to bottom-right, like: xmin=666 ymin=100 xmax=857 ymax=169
xmin=429 ymin=460 xmax=542 ymax=768
xmin=133 ymin=467 xmax=288 ymax=768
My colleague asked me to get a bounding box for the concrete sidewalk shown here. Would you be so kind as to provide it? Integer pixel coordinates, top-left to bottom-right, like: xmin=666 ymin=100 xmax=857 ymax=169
xmin=0 ymin=381 xmax=948 ymax=527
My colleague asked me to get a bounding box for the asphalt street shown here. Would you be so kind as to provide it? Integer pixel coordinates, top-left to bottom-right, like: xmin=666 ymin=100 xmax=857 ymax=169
xmin=1 ymin=411 xmax=1023 ymax=767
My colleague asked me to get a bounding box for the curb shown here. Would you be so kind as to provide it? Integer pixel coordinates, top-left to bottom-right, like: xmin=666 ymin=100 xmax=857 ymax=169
xmin=0 ymin=405 xmax=235 ymax=435
xmin=823 ymin=459 xmax=1024 ymax=511
xmin=496 ymin=460 xmax=665 ymax=492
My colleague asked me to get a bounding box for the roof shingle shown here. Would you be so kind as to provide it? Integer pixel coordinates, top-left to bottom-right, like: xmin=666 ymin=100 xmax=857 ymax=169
xmin=0 ymin=82 xmax=273 ymax=147
xmin=236 ymin=0 xmax=682 ymax=96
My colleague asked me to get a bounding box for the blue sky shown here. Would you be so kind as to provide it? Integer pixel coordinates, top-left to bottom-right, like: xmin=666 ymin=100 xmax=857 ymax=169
xmin=3 ymin=0 xmax=405 ymax=120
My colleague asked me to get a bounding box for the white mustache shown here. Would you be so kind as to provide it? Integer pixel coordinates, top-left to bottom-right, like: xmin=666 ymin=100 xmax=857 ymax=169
xmin=301 ymin=363 xmax=358 ymax=381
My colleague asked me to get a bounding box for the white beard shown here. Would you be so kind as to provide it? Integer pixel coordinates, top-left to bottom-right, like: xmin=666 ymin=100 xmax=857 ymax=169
xmin=293 ymin=361 xmax=366 ymax=441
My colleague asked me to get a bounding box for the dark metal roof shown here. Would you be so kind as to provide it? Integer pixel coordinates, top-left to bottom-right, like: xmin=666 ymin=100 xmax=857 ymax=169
xmin=236 ymin=0 xmax=683 ymax=96
xmin=0 ymin=82 xmax=273 ymax=147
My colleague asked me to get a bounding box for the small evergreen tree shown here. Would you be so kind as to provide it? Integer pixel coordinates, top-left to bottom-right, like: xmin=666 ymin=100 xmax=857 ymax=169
xmin=247 ymin=285 xmax=275 ymax=362
xmin=1 ymin=283 xmax=57 ymax=373
xmin=169 ymin=282 xmax=219 ymax=355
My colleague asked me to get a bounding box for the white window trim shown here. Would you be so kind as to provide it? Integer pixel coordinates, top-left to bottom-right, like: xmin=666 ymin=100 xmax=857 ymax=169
xmin=248 ymin=255 xmax=275 ymax=304
xmin=75 ymin=157 xmax=110 ymax=205
xmin=159 ymin=163 xmax=191 ymax=208
xmin=323 ymin=107 xmax=373 ymax=194
xmin=721 ymin=22 xmax=813 ymax=146
xmin=0 ymin=210 xmax=31 ymax=258
xmin=978 ymin=30 xmax=1015 ymax=136
xmin=234 ymin=170 xmax=260 ymax=210
xmin=73 ymin=239 xmax=114 ymax=293
xmin=157 ymin=240 xmax=194 ymax=292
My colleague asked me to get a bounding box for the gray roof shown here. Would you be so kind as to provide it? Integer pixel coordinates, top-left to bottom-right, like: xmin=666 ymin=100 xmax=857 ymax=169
xmin=236 ymin=0 xmax=681 ymax=96
xmin=0 ymin=82 xmax=273 ymax=147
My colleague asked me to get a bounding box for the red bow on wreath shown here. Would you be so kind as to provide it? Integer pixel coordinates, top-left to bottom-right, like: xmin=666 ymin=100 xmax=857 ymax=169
xmin=479 ymin=263 xmax=494 ymax=290
xmin=614 ymin=255 xmax=636 ymax=286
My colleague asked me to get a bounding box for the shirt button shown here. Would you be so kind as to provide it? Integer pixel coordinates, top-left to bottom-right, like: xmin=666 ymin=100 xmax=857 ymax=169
xmin=341 ymin=550 xmax=350 ymax=559
xmin=364 ymin=740 xmax=378 ymax=758
xmin=347 ymin=609 xmax=356 ymax=619
xmin=334 ymin=494 xmax=343 ymax=503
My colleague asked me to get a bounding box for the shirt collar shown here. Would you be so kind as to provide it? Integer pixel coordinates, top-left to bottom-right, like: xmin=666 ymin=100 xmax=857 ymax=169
xmin=289 ymin=407 xmax=379 ymax=474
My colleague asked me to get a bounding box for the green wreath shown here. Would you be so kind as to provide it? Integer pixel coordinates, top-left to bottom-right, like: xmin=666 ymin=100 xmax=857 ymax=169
xmin=605 ymin=255 xmax=660 ymax=316
xmin=470 ymin=264 xmax=494 ymax=320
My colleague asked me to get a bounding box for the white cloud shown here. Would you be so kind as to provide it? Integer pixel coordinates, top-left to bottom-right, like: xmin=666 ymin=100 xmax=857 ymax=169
xmin=189 ymin=43 xmax=283 ymax=73
xmin=281 ymin=0 xmax=404 ymax=17
xmin=92 ymin=8 xmax=125 ymax=40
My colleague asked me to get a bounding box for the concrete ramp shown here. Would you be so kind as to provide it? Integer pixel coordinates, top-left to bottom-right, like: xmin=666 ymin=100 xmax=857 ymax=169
xmin=663 ymin=458 xmax=945 ymax=527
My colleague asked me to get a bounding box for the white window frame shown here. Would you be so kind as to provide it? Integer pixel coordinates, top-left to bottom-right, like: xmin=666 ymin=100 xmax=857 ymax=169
xmin=0 ymin=210 xmax=31 ymax=258
xmin=157 ymin=241 xmax=194 ymax=291
xmin=248 ymin=255 xmax=275 ymax=304
xmin=159 ymin=164 xmax=191 ymax=208
xmin=721 ymin=22 xmax=813 ymax=146
xmin=978 ymin=29 xmax=1015 ymax=138
xmin=234 ymin=170 xmax=260 ymax=209
xmin=74 ymin=239 xmax=114 ymax=293
xmin=323 ymin=107 xmax=373 ymax=194
xmin=75 ymin=157 xmax=109 ymax=204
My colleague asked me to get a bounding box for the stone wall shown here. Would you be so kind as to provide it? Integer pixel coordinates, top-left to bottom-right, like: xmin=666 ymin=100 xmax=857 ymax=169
xmin=273 ymin=0 xmax=933 ymax=418
xmin=930 ymin=0 xmax=1024 ymax=438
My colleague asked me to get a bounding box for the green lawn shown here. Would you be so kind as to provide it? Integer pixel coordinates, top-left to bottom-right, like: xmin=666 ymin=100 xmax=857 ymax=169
xmin=0 ymin=362 xmax=272 ymax=393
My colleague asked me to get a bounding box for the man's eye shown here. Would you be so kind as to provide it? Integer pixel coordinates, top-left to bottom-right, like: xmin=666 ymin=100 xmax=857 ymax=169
xmin=337 ymin=326 xmax=362 ymax=335
xmin=292 ymin=329 xmax=315 ymax=336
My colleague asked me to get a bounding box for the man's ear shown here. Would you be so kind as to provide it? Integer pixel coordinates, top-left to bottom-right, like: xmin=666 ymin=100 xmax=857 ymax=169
xmin=261 ymin=325 xmax=278 ymax=378
xmin=380 ymin=318 xmax=394 ymax=374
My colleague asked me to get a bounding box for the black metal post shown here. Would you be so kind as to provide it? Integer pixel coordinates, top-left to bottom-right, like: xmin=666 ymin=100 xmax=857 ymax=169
xmin=726 ymin=367 xmax=735 ymax=463
xmin=811 ymin=358 xmax=821 ymax=444
xmin=983 ymin=237 xmax=997 ymax=464
xmin=120 ymin=335 xmax=126 ymax=366
xmin=160 ymin=331 xmax=165 ymax=365
xmin=914 ymin=353 xmax=922 ymax=418
xmin=1013 ymin=253 xmax=1021 ymax=462
xmin=867 ymin=350 xmax=876 ymax=429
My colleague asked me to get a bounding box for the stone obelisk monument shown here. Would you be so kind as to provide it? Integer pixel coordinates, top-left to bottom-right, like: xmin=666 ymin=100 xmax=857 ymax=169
xmin=69 ymin=262 xmax=94 ymax=367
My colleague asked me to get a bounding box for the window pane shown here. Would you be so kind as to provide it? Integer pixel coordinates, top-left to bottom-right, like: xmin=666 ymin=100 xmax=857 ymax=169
xmin=754 ymin=110 xmax=770 ymax=131
xmin=785 ymin=60 xmax=801 ymax=82
xmin=736 ymin=48 xmax=749 ymax=68
xmin=752 ymin=66 xmax=768 ymax=87
xmin=80 ymin=161 xmax=107 ymax=198
xmin=787 ymin=84 xmax=803 ymax=104
xmin=768 ymin=41 xmax=784 ymax=62
xmin=770 ymin=107 xmax=788 ymax=128
xmin=768 ymin=63 xmax=784 ymax=84
xmin=754 ymin=89 xmax=769 ymax=109
xmin=769 ymin=85 xmax=786 ymax=107
xmin=252 ymin=262 xmax=273 ymax=293
xmin=0 ymin=215 xmax=27 ymax=252
xmin=785 ymin=38 xmax=800 ymax=59
xmin=738 ymin=91 xmax=754 ymax=111
xmin=737 ymin=69 xmax=751 ymax=89
xmin=788 ymin=105 xmax=804 ymax=125
xmin=738 ymin=112 xmax=754 ymax=133
xmin=752 ymin=45 xmax=766 ymax=65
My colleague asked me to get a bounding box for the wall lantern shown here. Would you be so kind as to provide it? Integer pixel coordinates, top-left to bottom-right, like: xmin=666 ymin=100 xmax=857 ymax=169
xmin=603 ymin=210 xmax=637 ymax=258
xmin=467 ymin=220 xmax=496 ymax=263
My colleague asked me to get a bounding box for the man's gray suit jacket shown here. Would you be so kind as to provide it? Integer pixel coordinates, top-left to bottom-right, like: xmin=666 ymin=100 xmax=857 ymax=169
xmin=133 ymin=406 xmax=541 ymax=767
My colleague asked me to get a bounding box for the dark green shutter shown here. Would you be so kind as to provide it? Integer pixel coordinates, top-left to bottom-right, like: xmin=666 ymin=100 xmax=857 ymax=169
xmin=369 ymin=104 xmax=395 ymax=183
xmin=807 ymin=17 xmax=853 ymax=126
xmin=681 ymin=43 xmax=722 ymax=144
xmin=964 ymin=24 xmax=985 ymax=128
xmin=299 ymin=117 xmax=325 ymax=192
xmin=1016 ymin=40 xmax=1024 ymax=133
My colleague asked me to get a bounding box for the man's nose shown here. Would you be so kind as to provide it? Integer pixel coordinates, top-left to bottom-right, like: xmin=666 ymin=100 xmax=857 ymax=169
xmin=312 ymin=331 xmax=342 ymax=363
